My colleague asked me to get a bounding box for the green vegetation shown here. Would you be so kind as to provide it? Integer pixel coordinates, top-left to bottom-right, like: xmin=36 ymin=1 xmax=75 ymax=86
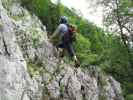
xmin=22 ymin=0 xmax=133 ymax=99
xmin=126 ymin=94 xmax=133 ymax=100
xmin=59 ymin=83 xmax=65 ymax=98
xmin=27 ymin=63 xmax=43 ymax=77
xmin=0 ymin=21 xmax=3 ymax=29
xmin=11 ymin=16 xmax=24 ymax=21
xmin=99 ymin=95 xmax=107 ymax=100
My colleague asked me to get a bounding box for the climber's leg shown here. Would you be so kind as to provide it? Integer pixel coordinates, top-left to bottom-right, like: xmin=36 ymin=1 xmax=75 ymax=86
xmin=65 ymin=42 xmax=80 ymax=67
xmin=65 ymin=42 xmax=75 ymax=57
xmin=56 ymin=43 xmax=65 ymax=58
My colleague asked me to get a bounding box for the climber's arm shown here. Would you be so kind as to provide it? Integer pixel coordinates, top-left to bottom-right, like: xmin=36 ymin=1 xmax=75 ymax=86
xmin=50 ymin=25 xmax=62 ymax=40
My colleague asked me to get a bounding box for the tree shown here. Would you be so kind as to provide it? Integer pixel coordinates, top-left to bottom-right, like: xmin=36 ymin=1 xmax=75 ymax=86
xmin=88 ymin=0 xmax=133 ymax=66
xmin=86 ymin=0 xmax=133 ymax=98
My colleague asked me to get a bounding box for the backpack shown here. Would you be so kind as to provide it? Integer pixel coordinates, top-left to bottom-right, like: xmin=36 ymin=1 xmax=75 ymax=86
xmin=63 ymin=24 xmax=76 ymax=43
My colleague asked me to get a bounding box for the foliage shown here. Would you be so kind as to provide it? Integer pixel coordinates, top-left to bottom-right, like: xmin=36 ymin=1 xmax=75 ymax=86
xmin=87 ymin=0 xmax=133 ymax=98
xmin=126 ymin=94 xmax=133 ymax=100
xmin=100 ymin=0 xmax=133 ymax=66
xmin=22 ymin=0 xmax=60 ymax=32
xmin=74 ymin=33 xmax=99 ymax=65
xmin=27 ymin=62 xmax=44 ymax=77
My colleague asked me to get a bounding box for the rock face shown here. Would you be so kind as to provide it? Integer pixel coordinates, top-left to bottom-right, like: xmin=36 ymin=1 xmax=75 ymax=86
xmin=0 ymin=0 xmax=42 ymax=100
xmin=0 ymin=1 xmax=28 ymax=100
xmin=0 ymin=0 xmax=124 ymax=100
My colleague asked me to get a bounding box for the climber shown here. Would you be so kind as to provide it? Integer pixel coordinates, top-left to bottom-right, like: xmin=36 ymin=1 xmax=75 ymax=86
xmin=50 ymin=16 xmax=80 ymax=67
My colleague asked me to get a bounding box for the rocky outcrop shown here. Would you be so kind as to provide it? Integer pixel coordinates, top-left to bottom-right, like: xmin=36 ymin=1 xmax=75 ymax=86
xmin=0 ymin=1 xmax=28 ymax=100
xmin=0 ymin=0 xmax=42 ymax=100
xmin=0 ymin=0 xmax=124 ymax=100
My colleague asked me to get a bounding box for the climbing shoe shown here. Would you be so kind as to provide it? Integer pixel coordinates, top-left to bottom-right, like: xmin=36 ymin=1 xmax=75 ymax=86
xmin=74 ymin=56 xmax=80 ymax=68
xmin=58 ymin=48 xmax=64 ymax=58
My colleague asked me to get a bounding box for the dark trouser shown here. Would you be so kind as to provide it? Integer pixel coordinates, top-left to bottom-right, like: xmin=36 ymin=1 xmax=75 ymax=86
xmin=56 ymin=41 xmax=75 ymax=57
